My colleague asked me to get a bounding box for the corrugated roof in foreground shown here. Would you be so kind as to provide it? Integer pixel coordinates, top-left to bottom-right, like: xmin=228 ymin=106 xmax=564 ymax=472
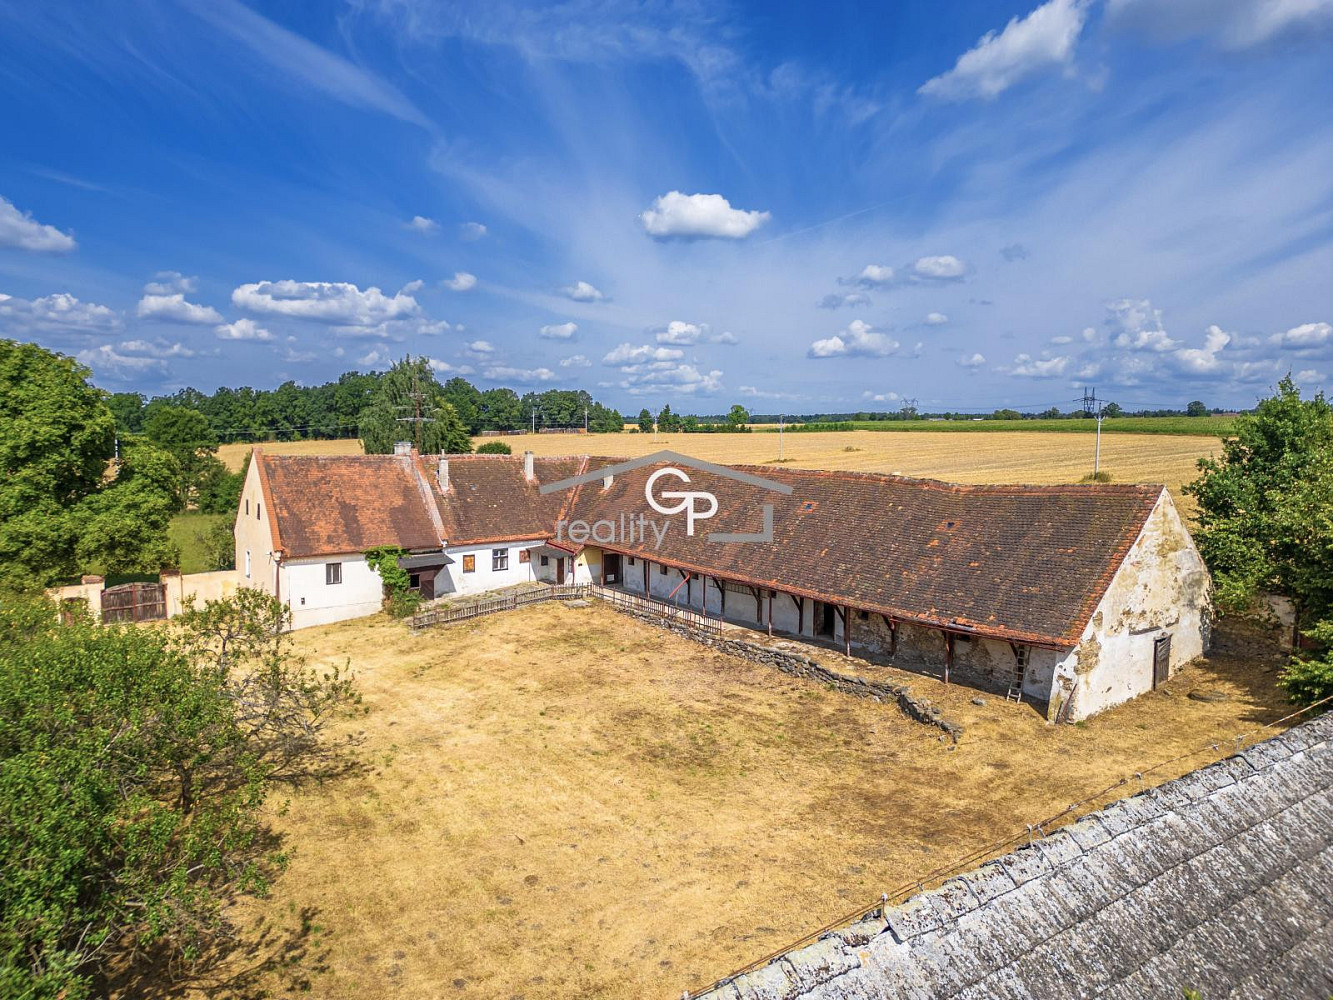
xmin=697 ymin=710 xmax=1333 ymax=1000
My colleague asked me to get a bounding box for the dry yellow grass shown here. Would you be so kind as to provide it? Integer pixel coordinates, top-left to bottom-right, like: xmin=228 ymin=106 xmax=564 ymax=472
xmin=220 ymin=430 xmax=1217 ymax=513
xmin=216 ymin=604 xmax=1289 ymax=1000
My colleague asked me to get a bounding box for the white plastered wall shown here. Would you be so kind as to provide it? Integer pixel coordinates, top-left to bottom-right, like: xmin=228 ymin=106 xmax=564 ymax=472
xmin=437 ymin=541 xmax=541 ymax=595
xmin=233 ymin=457 xmax=278 ymax=596
xmin=280 ymin=554 xmax=383 ymax=630
xmin=1049 ymin=490 xmax=1212 ymax=721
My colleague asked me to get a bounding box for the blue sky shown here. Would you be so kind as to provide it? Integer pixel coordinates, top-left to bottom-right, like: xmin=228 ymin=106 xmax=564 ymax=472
xmin=1 ymin=0 xmax=1330 ymax=413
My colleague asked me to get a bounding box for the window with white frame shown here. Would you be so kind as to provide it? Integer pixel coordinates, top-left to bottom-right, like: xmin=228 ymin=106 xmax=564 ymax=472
xmin=540 ymin=554 xmax=549 ymax=567
xmin=492 ymin=548 xmax=509 ymax=571
xmin=325 ymin=562 xmax=341 ymax=585
xmin=244 ymin=550 xmax=251 ymax=578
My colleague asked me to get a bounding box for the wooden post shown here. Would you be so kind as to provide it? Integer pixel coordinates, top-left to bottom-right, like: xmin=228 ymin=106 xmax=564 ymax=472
xmin=845 ymin=606 xmax=852 ymax=656
xmin=796 ymin=596 xmax=804 ymax=635
xmin=720 ymin=580 xmax=727 ymax=616
xmin=944 ymin=632 xmax=953 ymax=686
xmin=643 ymin=559 xmax=649 ymax=594
xmin=767 ymin=591 xmax=773 ymax=635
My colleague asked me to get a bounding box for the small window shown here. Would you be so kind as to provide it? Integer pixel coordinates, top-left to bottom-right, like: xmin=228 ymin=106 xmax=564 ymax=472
xmin=858 ymin=610 xmax=869 ymax=620
xmin=659 ymin=564 xmax=667 ymax=575
xmin=256 ymin=502 xmax=262 ymax=520
xmin=245 ymin=498 xmax=250 ymax=515
xmin=244 ymin=550 xmax=251 ymax=578
xmin=408 ymin=572 xmax=421 ymax=591
xmin=540 ymin=554 xmax=549 ymax=567
xmin=628 ymin=557 xmax=636 ymax=565
xmin=492 ymin=548 xmax=509 ymax=572
xmin=462 ymin=554 xmax=476 ymax=573
xmin=325 ymin=562 xmax=342 ymax=585
xmin=519 ymin=549 xmax=530 ymax=564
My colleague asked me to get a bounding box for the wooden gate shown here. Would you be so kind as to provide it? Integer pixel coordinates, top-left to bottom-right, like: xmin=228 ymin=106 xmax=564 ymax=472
xmin=1152 ymin=634 xmax=1172 ymax=687
xmin=101 ymin=582 xmax=167 ymax=623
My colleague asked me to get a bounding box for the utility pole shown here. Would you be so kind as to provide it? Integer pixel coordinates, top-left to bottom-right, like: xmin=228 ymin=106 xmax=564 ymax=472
xmin=778 ymin=413 xmax=785 ymax=461
xmin=531 ymin=406 xmax=536 ymax=435
xmin=1081 ymin=388 xmax=1105 ymax=477
xmin=584 ymin=405 xmax=589 ymax=433
xmin=395 ymin=360 xmax=434 ymax=452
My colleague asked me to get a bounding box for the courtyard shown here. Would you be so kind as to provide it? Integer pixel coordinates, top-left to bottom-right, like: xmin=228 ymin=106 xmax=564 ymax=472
xmin=219 ymin=601 xmax=1292 ymax=999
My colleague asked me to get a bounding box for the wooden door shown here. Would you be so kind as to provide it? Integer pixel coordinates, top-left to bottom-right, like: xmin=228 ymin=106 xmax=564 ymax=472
xmin=1152 ymin=635 xmax=1171 ymax=687
xmin=603 ymin=553 xmax=621 ymax=584
xmin=555 ymin=558 xmax=566 ymax=585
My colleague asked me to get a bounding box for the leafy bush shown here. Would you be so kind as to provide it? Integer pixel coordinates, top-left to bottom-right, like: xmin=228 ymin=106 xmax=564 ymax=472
xmin=364 ymin=546 xmax=421 ymax=617
xmin=0 ymin=589 xmax=359 ymax=998
xmin=475 ymin=440 xmax=512 ymax=455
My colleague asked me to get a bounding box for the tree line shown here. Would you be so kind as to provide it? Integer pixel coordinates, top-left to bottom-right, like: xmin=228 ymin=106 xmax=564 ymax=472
xmin=106 ymin=364 xmax=626 ymax=441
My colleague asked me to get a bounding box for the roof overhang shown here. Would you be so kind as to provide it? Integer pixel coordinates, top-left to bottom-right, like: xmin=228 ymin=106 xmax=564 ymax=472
xmin=398 ymin=551 xmax=455 ymax=569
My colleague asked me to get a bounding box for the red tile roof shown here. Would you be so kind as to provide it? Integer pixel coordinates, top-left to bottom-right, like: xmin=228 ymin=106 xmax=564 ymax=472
xmin=256 ymin=451 xmax=1164 ymax=646
xmin=258 ymin=453 xmax=444 ymax=558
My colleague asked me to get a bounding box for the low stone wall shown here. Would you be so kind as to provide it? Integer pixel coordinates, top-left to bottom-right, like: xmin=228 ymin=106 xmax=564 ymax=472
xmin=603 ymin=603 xmax=963 ymax=741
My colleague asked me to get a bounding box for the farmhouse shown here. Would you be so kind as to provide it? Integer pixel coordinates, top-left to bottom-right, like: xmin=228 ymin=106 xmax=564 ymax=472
xmin=235 ymin=446 xmax=1211 ymax=722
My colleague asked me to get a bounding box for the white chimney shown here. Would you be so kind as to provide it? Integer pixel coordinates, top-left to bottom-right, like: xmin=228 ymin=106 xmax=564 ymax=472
xmin=523 ymin=450 xmax=534 ymax=481
xmin=603 ymin=474 xmax=613 ymax=490
xmin=437 ymin=457 xmax=449 ymax=492
xmin=393 ymin=441 xmax=412 ymax=456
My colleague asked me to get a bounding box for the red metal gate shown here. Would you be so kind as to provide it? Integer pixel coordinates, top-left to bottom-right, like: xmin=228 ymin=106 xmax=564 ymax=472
xmin=101 ymin=582 xmax=167 ymax=623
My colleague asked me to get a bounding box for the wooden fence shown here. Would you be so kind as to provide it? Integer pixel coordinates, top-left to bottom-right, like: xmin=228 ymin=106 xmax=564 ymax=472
xmin=587 ymin=584 xmax=722 ymax=636
xmin=410 ymin=584 xmax=590 ymax=630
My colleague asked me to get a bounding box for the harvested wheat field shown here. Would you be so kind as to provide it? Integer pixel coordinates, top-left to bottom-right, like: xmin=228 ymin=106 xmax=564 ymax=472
xmin=215 ymin=602 xmax=1291 ymax=1000
xmin=219 ymin=430 xmax=1220 ymax=516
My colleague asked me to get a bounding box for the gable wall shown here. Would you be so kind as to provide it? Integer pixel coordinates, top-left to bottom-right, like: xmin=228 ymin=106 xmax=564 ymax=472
xmin=234 ymin=456 xmax=277 ymax=593
xmin=1051 ymin=490 xmax=1212 ymax=720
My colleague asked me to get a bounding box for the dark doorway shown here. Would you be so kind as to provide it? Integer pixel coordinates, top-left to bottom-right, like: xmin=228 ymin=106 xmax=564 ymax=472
xmin=815 ymin=601 xmax=835 ymax=637
xmin=1153 ymin=634 xmax=1172 ymax=687
xmin=555 ymin=557 xmax=566 ymax=585
xmin=603 ymin=553 xmax=622 ymax=584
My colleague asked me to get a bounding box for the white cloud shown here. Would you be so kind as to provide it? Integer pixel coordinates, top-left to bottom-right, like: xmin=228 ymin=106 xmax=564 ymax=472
xmin=957 ymin=353 xmax=987 ymax=368
xmin=862 ymin=390 xmax=901 ymax=403
xmin=539 ymin=321 xmax=578 ymax=340
xmin=444 ymin=271 xmax=477 ymax=291
xmin=117 ymin=338 xmax=195 ymax=358
xmin=358 ymin=348 xmax=389 ymax=367
xmin=215 ymin=318 xmax=274 ymax=341
xmin=144 ymin=271 xmax=198 ymax=295
xmin=459 ymin=221 xmax=488 ymax=241
xmin=232 ymin=280 xmax=420 ymax=326
xmin=619 ymin=363 xmax=723 ymax=396
xmin=1106 ymin=0 xmax=1333 ymax=50
xmin=484 ymin=364 xmax=557 ymax=383
xmin=426 ymin=357 xmax=473 ymax=375
xmin=926 ymin=312 xmax=949 ymax=326
xmin=712 ymin=330 xmax=739 ymax=345
xmin=561 ymin=280 xmax=605 ymax=302
xmin=400 ymin=279 xmax=424 ymax=294
xmin=467 ymin=339 xmax=495 ymax=354
xmin=560 ymin=354 xmax=591 ymax=368
xmin=656 ymin=320 xmax=704 ymax=345
xmin=406 ymin=215 xmax=439 ymax=233
xmin=1269 ymin=321 xmax=1332 ymax=352
xmin=136 ymin=293 xmax=223 ymax=325
xmin=603 ymin=343 xmax=685 ymax=366
xmin=1010 ymin=353 xmax=1072 ymax=377
xmin=919 ymin=0 xmax=1088 ymax=101
xmin=1106 ymin=298 xmax=1179 ymax=351
xmin=0 ymin=195 xmax=77 ymax=252
xmin=911 ymin=255 xmax=967 ymax=280
xmin=1051 ymin=335 xmax=1073 ymax=344
xmin=1172 ymin=325 xmax=1231 ymax=374
xmin=639 ymin=191 xmax=770 ymax=240
xmin=808 ymin=319 xmax=899 ymax=358
xmin=856 ymin=264 xmax=896 ymax=286
xmin=75 ymin=344 xmax=167 ymax=377
xmin=0 ymin=292 xmax=120 ymax=335
xmin=820 ymin=291 xmax=871 ymax=309
xmin=1296 ymin=368 xmax=1327 ymax=384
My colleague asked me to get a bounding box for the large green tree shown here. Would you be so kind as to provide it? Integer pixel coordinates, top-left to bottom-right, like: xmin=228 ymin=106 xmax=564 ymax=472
xmin=0 ymin=341 xmax=179 ymax=587
xmin=144 ymin=404 xmax=221 ymax=507
xmin=1185 ymin=376 xmax=1333 ymax=705
xmin=357 ymin=356 xmax=472 ymax=455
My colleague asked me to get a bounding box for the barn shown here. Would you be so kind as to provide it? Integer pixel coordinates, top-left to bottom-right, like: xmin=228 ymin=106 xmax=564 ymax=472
xmin=235 ymin=446 xmax=1211 ymax=722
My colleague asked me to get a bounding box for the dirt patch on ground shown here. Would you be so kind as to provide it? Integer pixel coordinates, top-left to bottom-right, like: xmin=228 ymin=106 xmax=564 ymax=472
xmin=209 ymin=604 xmax=1290 ymax=999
